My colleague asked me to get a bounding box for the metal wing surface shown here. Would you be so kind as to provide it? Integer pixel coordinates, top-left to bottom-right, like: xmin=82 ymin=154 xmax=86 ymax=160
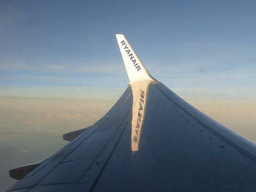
xmin=8 ymin=35 xmax=256 ymax=192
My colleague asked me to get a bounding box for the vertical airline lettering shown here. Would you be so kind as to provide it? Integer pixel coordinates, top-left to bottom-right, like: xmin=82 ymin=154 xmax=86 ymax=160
xmin=120 ymin=40 xmax=141 ymax=71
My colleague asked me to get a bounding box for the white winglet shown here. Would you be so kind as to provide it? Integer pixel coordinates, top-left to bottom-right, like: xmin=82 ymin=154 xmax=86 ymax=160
xmin=116 ymin=34 xmax=155 ymax=83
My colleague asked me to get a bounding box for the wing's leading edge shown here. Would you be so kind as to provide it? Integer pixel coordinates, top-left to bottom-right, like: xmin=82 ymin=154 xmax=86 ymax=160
xmin=8 ymin=35 xmax=256 ymax=192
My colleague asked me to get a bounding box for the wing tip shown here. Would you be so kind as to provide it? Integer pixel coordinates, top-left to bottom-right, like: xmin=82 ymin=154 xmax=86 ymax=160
xmin=116 ymin=34 xmax=155 ymax=83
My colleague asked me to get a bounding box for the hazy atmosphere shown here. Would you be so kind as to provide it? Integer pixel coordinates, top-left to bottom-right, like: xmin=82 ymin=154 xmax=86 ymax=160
xmin=1 ymin=0 xmax=256 ymax=190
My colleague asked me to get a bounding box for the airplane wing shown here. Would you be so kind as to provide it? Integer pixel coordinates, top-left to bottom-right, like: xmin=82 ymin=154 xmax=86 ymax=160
xmin=8 ymin=34 xmax=256 ymax=192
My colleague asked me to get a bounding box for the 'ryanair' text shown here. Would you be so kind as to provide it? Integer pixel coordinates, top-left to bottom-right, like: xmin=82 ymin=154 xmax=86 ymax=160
xmin=120 ymin=40 xmax=141 ymax=71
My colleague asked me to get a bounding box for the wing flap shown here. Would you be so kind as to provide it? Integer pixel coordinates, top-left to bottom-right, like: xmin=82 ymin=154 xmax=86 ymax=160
xmin=63 ymin=127 xmax=91 ymax=141
xmin=9 ymin=162 xmax=43 ymax=180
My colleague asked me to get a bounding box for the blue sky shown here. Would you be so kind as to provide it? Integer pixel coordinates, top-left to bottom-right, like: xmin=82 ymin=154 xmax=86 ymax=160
xmin=1 ymin=0 xmax=255 ymax=100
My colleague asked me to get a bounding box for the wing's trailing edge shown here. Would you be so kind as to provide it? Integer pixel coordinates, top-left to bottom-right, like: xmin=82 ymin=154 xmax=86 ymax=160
xmin=7 ymin=34 xmax=256 ymax=192
xmin=116 ymin=34 xmax=155 ymax=83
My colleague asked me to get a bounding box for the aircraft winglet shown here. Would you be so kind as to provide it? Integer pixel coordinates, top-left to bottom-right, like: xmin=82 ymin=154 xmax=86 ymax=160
xmin=116 ymin=34 xmax=155 ymax=83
